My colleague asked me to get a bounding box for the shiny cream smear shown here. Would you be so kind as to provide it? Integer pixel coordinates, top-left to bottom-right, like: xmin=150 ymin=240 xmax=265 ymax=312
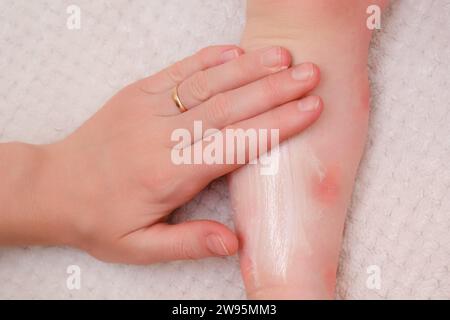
xmin=230 ymin=135 xmax=326 ymax=288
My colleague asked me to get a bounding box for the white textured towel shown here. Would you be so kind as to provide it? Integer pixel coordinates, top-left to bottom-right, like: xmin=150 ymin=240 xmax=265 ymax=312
xmin=0 ymin=0 xmax=449 ymax=299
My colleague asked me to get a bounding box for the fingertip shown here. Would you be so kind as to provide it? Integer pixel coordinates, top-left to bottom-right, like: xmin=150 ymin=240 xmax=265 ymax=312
xmin=234 ymin=46 xmax=245 ymax=55
xmin=220 ymin=44 xmax=244 ymax=53
xmin=220 ymin=46 xmax=244 ymax=63
xmin=279 ymin=47 xmax=293 ymax=69
xmin=310 ymin=96 xmax=324 ymax=122
xmin=317 ymin=96 xmax=324 ymax=113
xmin=220 ymin=229 xmax=239 ymax=255
xmin=306 ymin=96 xmax=324 ymax=122
xmin=206 ymin=224 xmax=239 ymax=256
xmin=314 ymin=96 xmax=324 ymax=118
xmin=297 ymin=95 xmax=321 ymax=113
xmin=311 ymin=63 xmax=321 ymax=84
xmin=260 ymin=46 xmax=292 ymax=70
xmin=199 ymin=45 xmax=244 ymax=65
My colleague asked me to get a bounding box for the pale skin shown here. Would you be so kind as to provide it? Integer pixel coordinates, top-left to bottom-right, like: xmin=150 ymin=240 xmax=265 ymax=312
xmin=0 ymin=45 xmax=323 ymax=264
xmin=1 ymin=1 xmax=390 ymax=299
xmin=229 ymin=0 xmax=389 ymax=299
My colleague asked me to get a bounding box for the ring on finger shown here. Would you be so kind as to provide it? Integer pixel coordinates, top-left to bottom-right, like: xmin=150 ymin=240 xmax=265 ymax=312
xmin=172 ymin=85 xmax=188 ymax=113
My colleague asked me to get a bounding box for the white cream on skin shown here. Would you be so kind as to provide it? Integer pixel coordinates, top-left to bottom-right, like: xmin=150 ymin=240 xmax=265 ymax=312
xmin=230 ymin=135 xmax=325 ymax=288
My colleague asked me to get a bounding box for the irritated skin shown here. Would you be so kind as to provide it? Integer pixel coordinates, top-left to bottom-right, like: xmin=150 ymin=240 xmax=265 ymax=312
xmin=230 ymin=0 xmax=389 ymax=299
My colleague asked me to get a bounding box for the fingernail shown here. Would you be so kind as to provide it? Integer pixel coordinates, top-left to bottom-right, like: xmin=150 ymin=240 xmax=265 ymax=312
xmin=261 ymin=46 xmax=283 ymax=68
xmin=298 ymin=96 xmax=320 ymax=112
xmin=292 ymin=63 xmax=314 ymax=81
xmin=221 ymin=49 xmax=241 ymax=63
xmin=206 ymin=234 xmax=230 ymax=256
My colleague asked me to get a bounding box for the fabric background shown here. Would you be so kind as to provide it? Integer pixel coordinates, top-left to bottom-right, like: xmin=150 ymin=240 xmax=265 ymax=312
xmin=0 ymin=0 xmax=449 ymax=299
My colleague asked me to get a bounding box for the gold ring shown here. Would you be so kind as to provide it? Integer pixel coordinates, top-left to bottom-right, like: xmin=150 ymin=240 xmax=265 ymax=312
xmin=172 ymin=85 xmax=188 ymax=113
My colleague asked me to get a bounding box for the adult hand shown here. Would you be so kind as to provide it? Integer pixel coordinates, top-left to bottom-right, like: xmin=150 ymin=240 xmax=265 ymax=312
xmin=1 ymin=45 xmax=322 ymax=264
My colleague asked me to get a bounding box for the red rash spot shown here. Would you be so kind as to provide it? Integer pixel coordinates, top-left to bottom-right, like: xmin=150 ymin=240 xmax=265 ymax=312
xmin=311 ymin=164 xmax=341 ymax=205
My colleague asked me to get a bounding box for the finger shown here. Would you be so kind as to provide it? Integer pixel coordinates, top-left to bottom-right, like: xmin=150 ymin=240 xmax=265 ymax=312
xmin=175 ymin=46 xmax=291 ymax=110
xmin=121 ymin=221 xmax=239 ymax=264
xmin=181 ymin=96 xmax=323 ymax=181
xmin=177 ymin=63 xmax=320 ymax=142
xmin=139 ymin=45 xmax=243 ymax=94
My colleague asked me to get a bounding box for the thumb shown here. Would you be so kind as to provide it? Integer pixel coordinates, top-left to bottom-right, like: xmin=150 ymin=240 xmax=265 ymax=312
xmin=123 ymin=220 xmax=239 ymax=264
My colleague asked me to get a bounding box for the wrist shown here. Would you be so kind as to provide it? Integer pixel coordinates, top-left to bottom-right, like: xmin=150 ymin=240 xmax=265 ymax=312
xmin=0 ymin=142 xmax=72 ymax=246
xmin=36 ymin=141 xmax=93 ymax=249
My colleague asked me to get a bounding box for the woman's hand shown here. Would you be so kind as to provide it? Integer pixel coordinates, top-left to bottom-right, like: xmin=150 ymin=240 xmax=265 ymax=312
xmin=2 ymin=45 xmax=322 ymax=264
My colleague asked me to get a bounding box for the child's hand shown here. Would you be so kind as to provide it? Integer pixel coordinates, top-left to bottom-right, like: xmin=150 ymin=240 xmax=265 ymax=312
xmin=23 ymin=45 xmax=322 ymax=264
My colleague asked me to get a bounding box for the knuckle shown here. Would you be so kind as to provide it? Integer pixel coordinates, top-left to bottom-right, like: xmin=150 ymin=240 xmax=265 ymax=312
xmin=139 ymin=166 xmax=176 ymax=201
xmin=262 ymin=75 xmax=282 ymax=104
xmin=207 ymin=93 xmax=232 ymax=127
xmin=166 ymin=61 xmax=185 ymax=83
xmin=233 ymin=57 xmax=252 ymax=79
xmin=197 ymin=46 xmax=213 ymax=63
xmin=174 ymin=235 xmax=196 ymax=260
xmin=188 ymin=71 xmax=211 ymax=101
xmin=268 ymin=109 xmax=283 ymax=131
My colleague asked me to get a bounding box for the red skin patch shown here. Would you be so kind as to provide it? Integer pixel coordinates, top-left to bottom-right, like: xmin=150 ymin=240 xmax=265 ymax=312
xmin=311 ymin=164 xmax=341 ymax=205
xmin=322 ymin=266 xmax=338 ymax=297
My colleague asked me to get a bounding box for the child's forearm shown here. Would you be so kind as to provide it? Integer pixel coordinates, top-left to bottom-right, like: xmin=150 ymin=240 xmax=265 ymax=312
xmin=230 ymin=0 xmax=389 ymax=299
xmin=244 ymin=0 xmax=388 ymax=58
